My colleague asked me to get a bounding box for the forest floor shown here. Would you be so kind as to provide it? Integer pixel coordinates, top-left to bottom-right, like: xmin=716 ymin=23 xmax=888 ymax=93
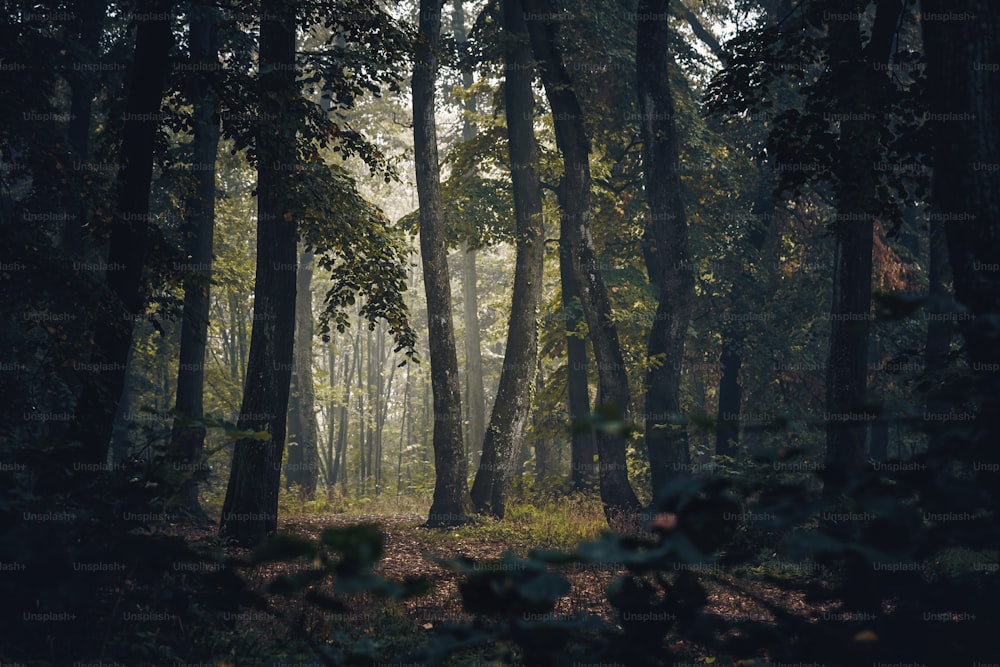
xmin=172 ymin=503 xmax=836 ymax=663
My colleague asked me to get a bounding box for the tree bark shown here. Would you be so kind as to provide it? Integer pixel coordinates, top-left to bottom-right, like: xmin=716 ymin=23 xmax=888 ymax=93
xmin=923 ymin=214 xmax=952 ymax=432
xmin=452 ymin=0 xmax=487 ymax=472
xmin=562 ymin=241 xmax=599 ymax=490
xmin=521 ymin=0 xmax=640 ymax=521
xmin=413 ymin=0 xmax=472 ymax=526
xmin=636 ymin=0 xmax=696 ymax=495
xmin=921 ymin=0 xmax=1000 ymax=465
xmin=218 ymin=0 xmax=298 ymax=546
xmin=469 ymin=0 xmax=546 ymax=518
xmin=822 ymin=0 xmax=904 ymax=495
xmin=169 ymin=7 xmax=221 ymax=519
xmin=69 ymin=1 xmax=174 ymax=466
xmin=63 ymin=0 xmax=105 ymax=251
xmin=285 ymin=246 xmax=319 ymax=498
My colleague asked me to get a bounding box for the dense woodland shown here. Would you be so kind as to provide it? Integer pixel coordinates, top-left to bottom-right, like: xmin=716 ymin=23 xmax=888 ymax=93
xmin=1 ymin=0 xmax=999 ymax=664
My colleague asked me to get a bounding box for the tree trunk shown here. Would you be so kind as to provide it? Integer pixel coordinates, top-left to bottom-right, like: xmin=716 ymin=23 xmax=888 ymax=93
xmin=397 ymin=362 xmax=411 ymax=497
xmin=923 ymin=213 xmax=952 ymax=432
xmin=522 ymin=0 xmax=640 ymax=521
xmin=715 ymin=337 xmax=742 ymax=460
xmin=169 ymin=7 xmax=220 ymax=519
xmin=376 ymin=326 xmax=397 ymax=497
xmin=534 ymin=357 xmax=559 ymax=485
xmin=69 ymin=1 xmax=174 ymax=466
xmin=285 ymin=246 xmax=319 ymax=498
xmin=469 ymin=0 xmax=546 ymax=518
xmin=218 ymin=0 xmax=298 ymax=546
xmin=921 ymin=0 xmax=1000 ymax=466
xmin=636 ymin=0 xmax=696 ymax=496
xmin=452 ymin=0 xmax=487 ymax=472
xmin=413 ymin=0 xmax=472 ymax=526
xmin=325 ymin=339 xmax=336 ymax=489
xmin=63 ymin=0 xmax=105 ymax=251
xmin=563 ymin=242 xmax=599 ymax=490
xmin=822 ymin=0 xmax=903 ymax=495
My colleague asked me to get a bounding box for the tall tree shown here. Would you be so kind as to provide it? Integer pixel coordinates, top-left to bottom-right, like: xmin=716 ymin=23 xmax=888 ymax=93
xmin=521 ymin=0 xmax=640 ymax=521
xmin=822 ymin=0 xmax=904 ymax=494
xmin=218 ymin=0 xmax=299 ymax=545
xmin=469 ymin=0 xmax=546 ymax=518
xmin=69 ymin=0 xmax=174 ymax=465
xmin=413 ymin=0 xmax=472 ymax=526
xmin=921 ymin=0 xmax=1000 ymax=457
xmin=169 ymin=5 xmax=222 ymax=519
xmin=285 ymin=246 xmax=319 ymax=498
xmin=636 ymin=0 xmax=696 ymax=494
xmin=452 ymin=0 xmax=487 ymax=470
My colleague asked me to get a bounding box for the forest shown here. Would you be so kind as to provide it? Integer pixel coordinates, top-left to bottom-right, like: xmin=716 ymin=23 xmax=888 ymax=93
xmin=1 ymin=0 xmax=998 ymax=664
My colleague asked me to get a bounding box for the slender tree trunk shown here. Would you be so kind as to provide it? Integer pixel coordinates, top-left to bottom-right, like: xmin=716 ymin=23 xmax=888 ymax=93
xmin=218 ymin=0 xmax=298 ymax=546
xmin=636 ymin=0 xmax=696 ymax=495
xmin=359 ymin=323 xmax=368 ymax=494
xmin=325 ymin=339 xmax=336 ymax=489
xmin=63 ymin=0 xmax=105 ymax=251
xmin=534 ymin=357 xmax=559 ymax=485
xmin=375 ymin=326 xmax=397 ymax=497
xmin=715 ymin=338 xmax=742 ymax=459
xmin=822 ymin=0 xmax=904 ymax=495
xmin=921 ymin=0 xmax=1000 ymax=466
xmin=69 ymin=1 xmax=174 ymax=466
xmin=469 ymin=0 xmax=546 ymax=518
xmin=398 ymin=362 xmax=411 ymax=497
xmin=285 ymin=246 xmax=318 ymax=498
xmin=715 ymin=177 xmax=776 ymax=459
xmin=563 ymin=245 xmax=598 ymax=490
xmin=923 ymin=214 xmax=952 ymax=434
xmin=452 ymin=0 xmax=487 ymax=471
xmin=169 ymin=8 xmax=220 ymax=519
xmin=522 ymin=0 xmax=640 ymax=521
xmin=413 ymin=0 xmax=472 ymax=526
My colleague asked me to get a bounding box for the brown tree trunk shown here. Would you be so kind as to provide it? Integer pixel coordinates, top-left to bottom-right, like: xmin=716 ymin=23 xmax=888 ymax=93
xmin=170 ymin=8 xmax=221 ymax=520
xmin=218 ymin=0 xmax=298 ymax=546
xmin=636 ymin=0 xmax=696 ymax=495
xmin=413 ymin=0 xmax=472 ymax=526
xmin=69 ymin=1 xmax=174 ymax=466
xmin=469 ymin=0 xmax=546 ymax=518
xmin=522 ymin=0 xmax=640 ymax=521
xmin=822 ymin=0 xmax=904 ymax=495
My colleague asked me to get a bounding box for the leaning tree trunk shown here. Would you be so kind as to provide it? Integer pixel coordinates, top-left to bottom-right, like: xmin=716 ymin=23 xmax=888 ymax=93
xmin=822 ymin=0 xmax=904 ymax=495
xmin=636 ymin=0 xmax=696 ymax=496
xmin=413 ymin=0 xmax=472 ymax=526
xmin=69 ymin=1 xmax=174 ymax=466
xmin=522 ymin=0 xmax=640 ymax=522
xmin=469 ymin=0 xmax=546 ymax=518
xmin=169 ymin=7 xmax=221 ymax=519
xmin=218 ymin=0 xmax=298 ymax=546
